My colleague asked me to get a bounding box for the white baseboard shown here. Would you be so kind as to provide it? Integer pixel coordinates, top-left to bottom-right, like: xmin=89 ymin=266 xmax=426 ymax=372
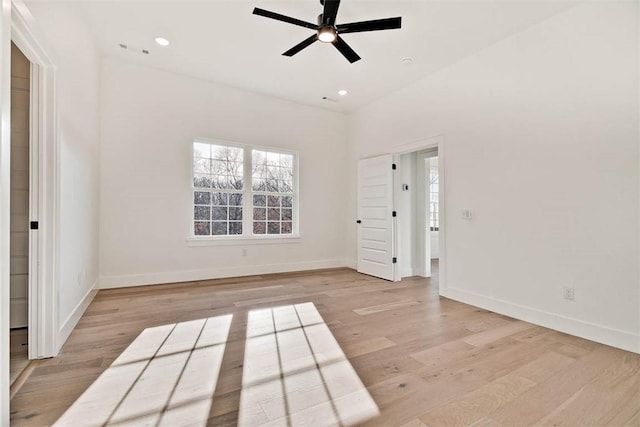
xmin=100 ymin=259 xmax=351 ymax=289
xmin=57 ymin=280 xmax=99 ymax=352
xmin=400 ymin=267 xmax=419 ymax=278
xmin=345 ymin=259 xmax=357 ymax=270
xmin=440 ymin=287 xmax=640 ymax=354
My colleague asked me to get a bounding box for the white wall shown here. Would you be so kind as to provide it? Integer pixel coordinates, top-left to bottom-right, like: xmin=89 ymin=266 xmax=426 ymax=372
xmin=637 ymin=0 xmax=640 ymax=352
xmin=25 ymin=2 xmax=101 ymax=348
xmin=396 ymin=152 xmax=416 ymax=277
xmin=99 ymin=58 xmax=349 ymax=287
xmin=349 ymin=2 xmax=639 ymax=353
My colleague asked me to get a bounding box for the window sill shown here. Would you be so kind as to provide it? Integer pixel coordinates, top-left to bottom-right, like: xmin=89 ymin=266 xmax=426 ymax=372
xmin=187 ymin=235 xmax=301 ymax=247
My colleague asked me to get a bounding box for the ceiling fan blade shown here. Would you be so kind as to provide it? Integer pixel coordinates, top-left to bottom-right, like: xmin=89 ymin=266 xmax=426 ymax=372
xmin=332 ymin=36 xmax=361 ymax=63
xmin=283 ymin=34 xmax=318 ymax=57
xmin=337 ymin=17 xmax=402 ymax=34
xmin=253 ymin=8 xmax=318 ymax=30
xmin=322 ymin=0 xmax=341 ymax=26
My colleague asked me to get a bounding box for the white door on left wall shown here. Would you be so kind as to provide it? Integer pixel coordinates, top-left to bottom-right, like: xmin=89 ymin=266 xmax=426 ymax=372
xmin=10 ymin=42 xmax=30 ymax=328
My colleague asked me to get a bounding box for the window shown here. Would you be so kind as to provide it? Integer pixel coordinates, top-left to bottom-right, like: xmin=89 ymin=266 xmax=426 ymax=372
xmin=192 ymin=140 xmax=297 ymax=238
xmin=251 ymin=150 xmax=295 ymax=236
xmin=429 ymin=167 xmax=439 ymax=231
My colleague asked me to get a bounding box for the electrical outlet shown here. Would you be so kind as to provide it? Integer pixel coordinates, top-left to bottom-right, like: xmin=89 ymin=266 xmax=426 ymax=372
xmin=563 ymin=286 xmax=575 ymax=300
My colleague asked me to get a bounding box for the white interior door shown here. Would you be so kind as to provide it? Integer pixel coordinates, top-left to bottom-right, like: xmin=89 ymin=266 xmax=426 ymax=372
xmin=357 ymin=154 xmax=397 ymax=281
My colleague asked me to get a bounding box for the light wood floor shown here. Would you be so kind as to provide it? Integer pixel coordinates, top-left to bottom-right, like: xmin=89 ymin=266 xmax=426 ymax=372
xmin=10 ymin=328 xmax=29 ymax=386
xmin=10 ymin=264 xmax=640 ymax=426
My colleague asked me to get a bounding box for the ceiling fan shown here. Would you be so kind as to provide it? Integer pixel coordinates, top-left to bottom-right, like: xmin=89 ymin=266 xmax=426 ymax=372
xmin=253 ymin=0 xmax=402 ymax=64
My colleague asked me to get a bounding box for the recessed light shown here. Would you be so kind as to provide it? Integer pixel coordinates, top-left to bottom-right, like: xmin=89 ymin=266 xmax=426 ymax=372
xmin=155 ymin=37 xmax=170 ymax=47
xmin=402 ymin=57 xmax=413 ymax=65
xmin=338 ymin=89 xmax=348 ymax=96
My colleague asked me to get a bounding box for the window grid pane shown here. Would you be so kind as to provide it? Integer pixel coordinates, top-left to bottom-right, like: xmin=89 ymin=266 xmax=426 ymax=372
xmin=252 ymin=150 xmax=294 ymax=194
xmin=193 ymin=189 xmax=244 ymax=236
xmin=194 ymin=143 xmax=244 ymax=192
xmin=252 ymin=192 xmax=294 ymax=235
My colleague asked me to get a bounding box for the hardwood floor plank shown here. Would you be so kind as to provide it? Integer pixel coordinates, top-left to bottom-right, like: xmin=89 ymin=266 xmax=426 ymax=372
xmin=487 ymin=345 xmax=630 ymax=426
xmin=398 ymin=419 xmax=427 ymax=427
xmin=461 ymin=320 xmax=536 ymax=347
xmin=341 ymin=337 xmax=396 ymax=358
xmin=10 ymin=328 xmax=29 ymax=386
xmin=418 ymin=373 xmax=536 ymax=426
xmin=534 ymin=353 xmax=640 ymax=427
xmin=353 ymin=299 xmax=422 ymax=316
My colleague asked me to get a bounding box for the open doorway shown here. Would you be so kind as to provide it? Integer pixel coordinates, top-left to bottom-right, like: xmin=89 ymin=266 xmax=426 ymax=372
xmin=422 ymin=153 xmax=440 ymax=284
xmin=356 ymin=138 xmax=444 ymax=287
xmin=394 ymin=145 xmax=442 ymax=289
xmin=427 ymin=156 xmax=440 ymax=275
xmin=9 ymin=42 xmax=31 ymax=387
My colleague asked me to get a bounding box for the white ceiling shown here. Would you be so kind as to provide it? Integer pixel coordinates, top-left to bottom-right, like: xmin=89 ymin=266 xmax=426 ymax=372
xmin=32 ymin=0 xmax=577 ymax=113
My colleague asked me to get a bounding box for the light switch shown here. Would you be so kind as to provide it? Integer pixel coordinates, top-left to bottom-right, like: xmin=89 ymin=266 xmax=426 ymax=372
xmin=462 ymin=209 xmax=472 ymax=220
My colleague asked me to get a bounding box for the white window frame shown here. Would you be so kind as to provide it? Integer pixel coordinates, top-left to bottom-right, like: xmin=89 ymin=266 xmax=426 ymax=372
xmin=187 ymin=137 xmax=300 ymax=246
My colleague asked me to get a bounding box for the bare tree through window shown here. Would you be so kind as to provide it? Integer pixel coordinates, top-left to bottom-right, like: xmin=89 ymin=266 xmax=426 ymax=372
xmin=193 ymin=143 xmax=244 ymax=236
xmin=193 ymin=141 xmax=296 ymax=237
xmin=252 ymin=150 xmax=294 ymax=235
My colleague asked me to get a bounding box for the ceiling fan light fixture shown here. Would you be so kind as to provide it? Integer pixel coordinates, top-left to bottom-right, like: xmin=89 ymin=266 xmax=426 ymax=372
xmin=318 ymin=27 xmax=337 ymax=43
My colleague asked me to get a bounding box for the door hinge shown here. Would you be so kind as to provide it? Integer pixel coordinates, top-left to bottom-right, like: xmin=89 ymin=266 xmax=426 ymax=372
xmin=392 ymin=211 xmax=397 ymax=217
xmin=392 ymin=257 xmax=397 ymax=264
xmin=392 ymin=163 xmax=397 ymax=170
xmin=30 ymin=221 xmax=39 ymax=230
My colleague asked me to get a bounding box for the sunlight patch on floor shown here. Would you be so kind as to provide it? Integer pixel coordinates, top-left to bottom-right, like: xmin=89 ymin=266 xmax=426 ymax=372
xmin=54 ymin=315 xmax=232 ymax=427
xmin=239 ymin=302 xmax=379 ymax=426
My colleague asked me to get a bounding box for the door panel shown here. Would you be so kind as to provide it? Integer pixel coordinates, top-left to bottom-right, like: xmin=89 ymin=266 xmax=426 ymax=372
xmin=357 ymin=154 xmax=396 ymax=281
